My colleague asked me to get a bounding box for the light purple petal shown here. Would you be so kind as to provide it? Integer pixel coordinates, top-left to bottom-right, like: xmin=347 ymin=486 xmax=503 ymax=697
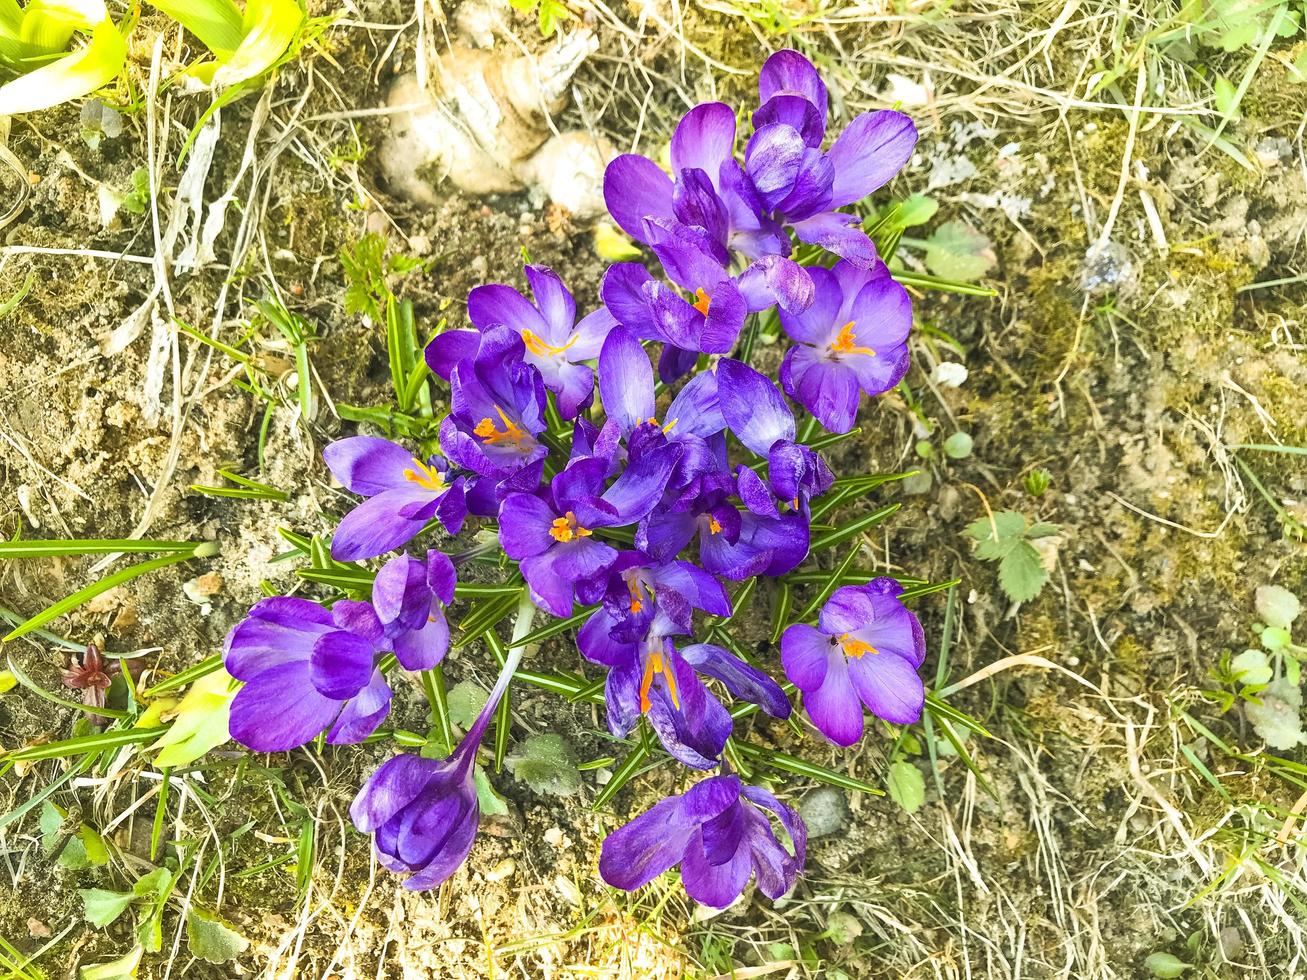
xmin=524 ymin=265 xmax=576 ymax=340
xmin=324 ymin=436 xmax=415 ymax=496
xmin=790 ymin=210 xmax=877 ymax=268
xmin=779 ymin=345 xmax=861 ymax=435
xmin=568 ymin=306 xmax=618 ymax=360
xmin=758 ymin=49 xmax=827 ymax=123
xmin=392 ymin=609 xmax=450 ymax=671
xmin=229 ymin=661 xmax=341 ymax=752
xmin=777 ymin=264 xmax=842 ymax=346
xmin=310 ymin=630 xmax=377 ymax=700
xmin=327 ymin=668 xmax=393 ymax=743
xmin=826 ymin=109 xmax=918 ymax=208
xmin=373 ymin=553 xmax=429 ymax=632
xmin=670 ymin=102 xmax=736 ymax=183
xmin=599 ymin=796 xmax=692 ymax=891
xmin=716 ymin=358 xmax=796 ymax=455
xmin=780 ymin=624 xmax=830 ymax=690
xmin=736 ymin=255 xmax=814 ymax=315
xmin=604 ymin=154 xmax=676 ymax=242
xmin=681 ymin=643 xmax=790 ymax=718
xmin=467 ymin=282 xmax=549 ymax=336
xmin=745 ymin=123 xmax=806 ymax=210
xmin=223 ymin=598 xmax=333 ymax=679
xmin=847 ymin=651 xmax=925 ymax=724
xmin=424 ymin=330 xmax=480 ymax=381
xmin=804 ymin=654 xmax=865 ymax=746
xmin=681 ymin=826 xmax=752 ymax=908
xmin=598 ymin=326 xmax=655 ymax=435
xmin=330 ymin=486 xmax=434 ymax=561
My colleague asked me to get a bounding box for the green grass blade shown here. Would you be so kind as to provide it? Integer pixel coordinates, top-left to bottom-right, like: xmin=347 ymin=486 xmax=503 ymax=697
xmin=0 ymin=538 xmax=209 ymax=558
xmin=733 ymin=742 xmax=883 ymax=795
xmin=891 ymin=270 xmax=997 ymax=296
xmin=3 ymin=550 xmax=207 ymax=643
xmin=5 ymin=726 xmax=165 ymax=761
xmin=140 ymin=654 xmax=221 ymax=697
xmin=809 ymin=503 xmax=901 ymax=552
xmin=592 ymin=739 xmax=651 ymax=810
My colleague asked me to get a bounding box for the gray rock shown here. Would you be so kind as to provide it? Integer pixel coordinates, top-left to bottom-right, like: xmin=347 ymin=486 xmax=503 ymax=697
xmin=799 ymin=786 xmax=851 ymax=839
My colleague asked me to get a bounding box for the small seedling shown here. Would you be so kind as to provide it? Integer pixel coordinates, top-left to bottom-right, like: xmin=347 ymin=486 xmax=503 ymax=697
xmin=1023 ymin=468 xmax=1051 ymax=497
xmin=963 ymin=510 xmax=1061 ymax=603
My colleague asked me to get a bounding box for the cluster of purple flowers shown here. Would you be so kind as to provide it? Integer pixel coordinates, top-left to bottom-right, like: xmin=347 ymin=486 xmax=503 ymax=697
xmin=221 ymin=50 xmax=927 ymax=909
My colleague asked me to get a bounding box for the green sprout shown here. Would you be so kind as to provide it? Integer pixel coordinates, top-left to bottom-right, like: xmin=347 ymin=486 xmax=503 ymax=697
xmin=0 ymin=0 xmax=127 ymax=115
xmin=147 ymin=0 xmax=303 ymax=86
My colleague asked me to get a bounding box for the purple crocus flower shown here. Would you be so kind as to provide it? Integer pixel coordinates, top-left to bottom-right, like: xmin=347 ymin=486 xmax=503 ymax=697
xmin=224 ymin=553 xmax=457 ymax=752
xmin=578 ymin=608 xmax=789 ymax=769
xmin=745 ymin=50 xmax=917 ymax=266
xmin=426 ymin=266 xmax=616 ymax=419
xmin=599 ymin=774 xmax=806 ymax=907
xmin=589 ymin=549 xmax=732 ymax=632
xmin=780 ymin=577 xmax=926 ymax=745
xmin=596 ymin=325 xmax=726 ymax=483
xmin=323 ymin=437 xmax=467 ymax=562
xmin=372 ymin=550 xmax=457 ymax=670
xmin=349 ymin=625 xmax=520 ymax=891
xmin=224 ymin=596 xmax=395 ymax=752
xmin=778 ymin=259 xmax=912 ymax=433
xmin=498 ymin=446 xmax=681 ymax=617
xmin=435 ymin=326 xmax=549 ymax=513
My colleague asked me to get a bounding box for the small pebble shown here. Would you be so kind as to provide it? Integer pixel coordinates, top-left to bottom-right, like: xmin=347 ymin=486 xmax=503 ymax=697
xmin=798 ymin=786 xmax=851 ymax=839
xmin=485 ymin=858 xmax=515 ymax=882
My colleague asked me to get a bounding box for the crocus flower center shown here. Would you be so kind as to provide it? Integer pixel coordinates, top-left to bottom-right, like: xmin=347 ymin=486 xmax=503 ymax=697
xmin=623 ymin=571 xmax=653 ymax=614
xmin=642 ymin=416 xmax=679 ymax=434
xmin=707 ymin=515 xmax=723 ymax=535
xmin=403 ymin=457 xmax=446 ymax=492
xmin=474 ymin=405 xmax=529 ymax=446
xmin=549 ymin=511 xmax=592 ymax=543
xmin=692 ymin=288 xmax=711 ymax=316
xmin=837 ymin=633 xmax=879 ymax=658
xmin=520 ymin=329 xmax=578 ymax=358
xmin=639 ymin=650 xmax=681 ymax=713
xmin=829 ymin=321 xmax=876 ymax=358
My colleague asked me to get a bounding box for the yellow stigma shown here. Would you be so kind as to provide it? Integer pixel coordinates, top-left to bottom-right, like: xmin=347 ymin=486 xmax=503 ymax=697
xmin=549 ymin=511 xmax=592 ymax=543
xmin=402 ymin=457 xmax=446 ymax=492
xmin=639 ymin=651 xmax=681 ymax=713
xmin=707 ymin=515 xmax=723 ymax=535
xmin=692 ymin=287 xmax=711 ymax=316
xmin=830 ymin=321 xmax=876 ymax=357
xmin=474 ymin=405 xmax=529 ymax=446
xmin=521 ymin=328 xmax=579 ymax=358
xmin=839 ymin=633 xmax=879 ymax=658
xmin=627 ymin=576 xmax=652 ymax=614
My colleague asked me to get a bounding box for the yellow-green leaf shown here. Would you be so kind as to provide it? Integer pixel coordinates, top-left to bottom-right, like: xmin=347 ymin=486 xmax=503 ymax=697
xmin=0 ymin=15 xmax=125 ymax=114
xmin=150 ymin=668 xmax=235 ymax=768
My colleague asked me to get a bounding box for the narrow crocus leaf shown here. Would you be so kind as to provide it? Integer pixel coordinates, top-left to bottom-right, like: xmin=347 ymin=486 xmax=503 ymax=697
xmin=212 ymin=0 xmax=303 ymax=85
xmin=0 ymin=16 xmax=125 ymax=115
xmin=809 ymin=503 xmax=900 ymax=552
xmin=591 ymin=738 xmax=651 ymax=811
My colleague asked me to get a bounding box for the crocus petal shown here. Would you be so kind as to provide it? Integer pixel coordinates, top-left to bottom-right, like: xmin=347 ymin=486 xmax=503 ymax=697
xmin=323 ymin=436 xmax=416 ymax=496
xmin=599 ymin=796 xmax=692 ymax=891
xmin=604 ymin=154 xmax=676 ymax=242
xmin=229 ymin=661 xmax=341 ymax=752
xmin=523 ymin=265 xmax=577 ymax=340
xmin=599 ymin=443 xmax=682 ymax=523
xmin=681 ymin=643 xmax=791 ymax=718
xmin=327 ymin=668 xmax=393 ymax=744
xmin=804 ymin=654 xmax=865 ymax=746
xmin=603 ymin=663 xmax=644 ymax=737
xmin=223 ymin=598 xmax=333 ymax=679
xmin=670 ymin=102 xmax=736 ymax=183
xmin=426 ymin=550 xmax=458 ymax=605
xmin=826 ymin=109 xmax=918 ymax=208
xmin=758 ymin=49 xmax=827 ymax=125
xmin=754 ymin=95 xmax=825 ymax=149
xmin=780 ymin=624 xmax=831 ymax=690
xmin=568 ymin=306 xmax=618 ymax=360
xmin=736 ymin=464 xmax=779 ymax=517
xmin=392 ymin=609 xmax=450 ymax=671
xmin=736 ymin=255 xmax=814 ymax=315
xmin=598 ymin=326 xmax=656 ymax=435
xmin=643 ymin=220 xmax=732 ymax=298
xmin=600 ymin=262 xmax=656 ymax=331
xmin=779 ymin=346 xmax=861 ymax=435
xmin=497 ymin=493 xmax=558 ymax=559
xmin=664 ymin=369 xmax=724 ymax=439
xmin=716 ymin=358 xmax=796 ymax=455
xmin=681 ymin=827 xmax=753 ymax=908
xmin=330 ymin=486 xmax=433 ymax=561
xmin=790 ymin=211 xmax=877 ymax=268
xmin=402 ymin=798 xmax=479 ymax=890
xmin=846 ymin=651 xmax=924 ymax=724
xmin=658 ymin=344 xmax=700 ymax=384
xmin=745 ymin=123 xmax=807 ymax=210
xmin=467 ymin=282 xmax=550 ymax=336
xmin=373 ymin=553 xmax=430 ymax=632
xmin=553 ymin=361 xmax=596 ymax=420
xmin=740 ymin=785 xmax=806 ymax=898
xmin=650 ymin=560 xmax=732 ymax=617
xmin=310 ymin=630 xmax=378 ymax=700
xmin=424 ymin=330 xmax=481 ymax=381
xmin=673 ymin=167 xmax=730 ymax=245
xmin=350 ymin=754 xmax=441 ymax=833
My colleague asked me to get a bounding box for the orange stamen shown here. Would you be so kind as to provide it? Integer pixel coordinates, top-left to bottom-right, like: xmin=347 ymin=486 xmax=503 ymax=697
xmin=692 ymin=288 xmax=711 ymax=317
xmin=521 ymin=328 xmax=579 ymax=357
xmin=403 ymin=457 xmax=446 ymax=492
xmin=707 ymin=516 xmax=723 ymax=535
xmin=639 ymin=651 xmax=681 ymax=713
xmin=474 ymin=405 xmax=528 ymax=446
xmin=549 ymin=511 xmax=592 ymax=543
xmin=839 ymin=633 xmax=879 ymax=658
xmin=830 ymin=321 xmax=876 ymax=357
